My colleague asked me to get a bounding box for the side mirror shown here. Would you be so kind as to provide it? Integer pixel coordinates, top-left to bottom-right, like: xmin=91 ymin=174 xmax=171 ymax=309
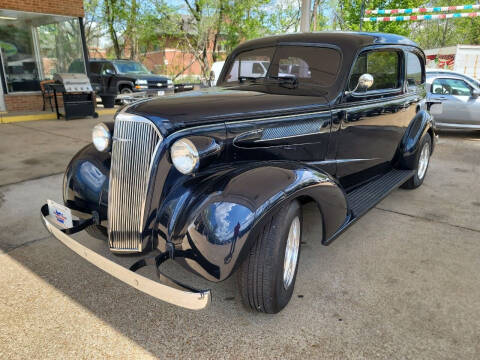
xmin=472 ymin=89 xmax=480 ymax=98
xmin=356 ymin=73 xmax=374 ymax=91
xmin=104 ymin=69 xmax=115 ymax=75
xmin=347 ymin=73 xmax=374 ymax=95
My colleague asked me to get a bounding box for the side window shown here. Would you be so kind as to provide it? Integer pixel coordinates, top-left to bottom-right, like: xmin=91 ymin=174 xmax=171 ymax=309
xmin=349 ymin=50 xmax=401 ymax=91
xmin=101 ymin=62 xmax=115 ymax=75
xmin=431 ymin=78 xmax=472 ymax=96
xmin=406 ymin=52 xmax=423 ymax=87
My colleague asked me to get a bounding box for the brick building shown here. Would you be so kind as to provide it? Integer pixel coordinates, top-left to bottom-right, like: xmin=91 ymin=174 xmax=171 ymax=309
xmin=0 ymin=0 xmax=88 ymax=113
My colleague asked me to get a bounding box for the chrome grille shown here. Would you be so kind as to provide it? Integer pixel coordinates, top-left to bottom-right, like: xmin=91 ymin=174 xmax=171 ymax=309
xmin=108 ymin=114 xmax=162 ymax=252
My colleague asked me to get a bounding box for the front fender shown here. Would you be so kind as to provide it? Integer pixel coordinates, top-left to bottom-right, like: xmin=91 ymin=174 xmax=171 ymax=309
xmin=159 ymin=163 xmax=347 ymax=282
xmin=63 ymin=144 xmax=110 ymax=222
xmin=398 ymin=109 xmax=434 ymax=169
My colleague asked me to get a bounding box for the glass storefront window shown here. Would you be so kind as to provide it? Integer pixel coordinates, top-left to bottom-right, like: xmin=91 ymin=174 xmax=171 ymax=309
xmin=0 ymin=9 xmax=86 ymax=93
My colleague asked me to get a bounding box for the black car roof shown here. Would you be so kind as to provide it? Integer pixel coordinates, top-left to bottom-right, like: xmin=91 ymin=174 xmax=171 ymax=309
xmin=234 ymin=31 xmax=420 ymax=54
xmin=224 ymin=32 xmax=422 ymax=102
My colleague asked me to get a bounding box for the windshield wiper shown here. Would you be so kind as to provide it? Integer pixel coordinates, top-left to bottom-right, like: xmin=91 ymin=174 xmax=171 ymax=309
xmin=266 ymin=76 xmax=298 ymax=89
xmin=238 ymin=76 xmax=263 ymax=83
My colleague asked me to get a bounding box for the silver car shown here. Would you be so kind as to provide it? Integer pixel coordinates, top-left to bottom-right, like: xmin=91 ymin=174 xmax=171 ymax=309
xmin=426 ymin=72 xmax=480 ymax=130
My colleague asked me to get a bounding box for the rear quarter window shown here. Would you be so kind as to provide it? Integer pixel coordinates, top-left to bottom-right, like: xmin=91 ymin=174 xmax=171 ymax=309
xmin=406 ymin=52 xmax=424 ymax=86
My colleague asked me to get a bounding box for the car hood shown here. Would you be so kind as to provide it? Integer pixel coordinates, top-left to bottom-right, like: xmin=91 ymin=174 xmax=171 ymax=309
xmin=126 ymin=85 xmax=330 ymax=134
xmin=121 ymin=73 xmax=169 ymax=82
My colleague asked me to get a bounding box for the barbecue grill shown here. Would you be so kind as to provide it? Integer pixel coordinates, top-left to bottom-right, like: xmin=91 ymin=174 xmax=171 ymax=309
xmin=49 ymin=73 xmax=98 ymax=120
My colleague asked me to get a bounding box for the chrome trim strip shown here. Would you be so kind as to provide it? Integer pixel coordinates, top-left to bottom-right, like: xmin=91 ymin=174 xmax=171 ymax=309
xmin=163 ymin=110 xmax=331 ymax=139
xmin=435 ymin=122 xmax=480 ymax=130
xmin=41 ymin=214 xmax=210 ymax=310
xmin=309 ymin=158 xmax=380 ymax=165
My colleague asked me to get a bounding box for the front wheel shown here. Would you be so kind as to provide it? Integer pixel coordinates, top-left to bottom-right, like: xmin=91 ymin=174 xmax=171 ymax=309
xmin=238 ymin=200 xmax=302 ymax=313
xmin=401 ymin=133 xmax=432 ymax=189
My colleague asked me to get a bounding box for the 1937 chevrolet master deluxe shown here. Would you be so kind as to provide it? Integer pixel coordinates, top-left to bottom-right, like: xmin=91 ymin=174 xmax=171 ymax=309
xmin=41 ymin=32 xmax=435 ymax=313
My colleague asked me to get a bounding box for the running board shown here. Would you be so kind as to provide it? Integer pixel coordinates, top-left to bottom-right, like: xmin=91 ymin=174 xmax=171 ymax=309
xmin=347 ymin=169 xmax=414 ymax=217
xmin=323 ymin=169 xmax=414 ymax=245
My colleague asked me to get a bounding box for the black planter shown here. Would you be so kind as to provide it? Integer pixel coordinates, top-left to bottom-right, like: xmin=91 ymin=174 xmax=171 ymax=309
xmin=101 ymin=95 xmax=115 ymax=108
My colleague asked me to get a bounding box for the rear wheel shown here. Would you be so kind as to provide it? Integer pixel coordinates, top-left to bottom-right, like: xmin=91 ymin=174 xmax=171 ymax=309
xmin=238 ymin=200 xmax=302 ymax=313
xmin=401 ymin=133 xmax=432 ymax=189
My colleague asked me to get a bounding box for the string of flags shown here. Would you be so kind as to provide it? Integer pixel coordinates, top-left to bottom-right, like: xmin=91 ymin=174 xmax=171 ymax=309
xmin=364 ymin=12 xmax=480 ymax=22
xmin=363 ymin=4 xmax=480 ymax=22
xmin=365 ymin=4 xmax=480 ymax=15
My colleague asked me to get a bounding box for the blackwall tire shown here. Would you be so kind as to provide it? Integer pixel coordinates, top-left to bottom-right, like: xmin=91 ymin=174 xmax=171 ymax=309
xmin=238 ymin=199 xmax=302 ymax=314
xmin=401 ymin=133 xmax=432 ymax=189
xmin=120 ymin=87 xmax=133 ymax=94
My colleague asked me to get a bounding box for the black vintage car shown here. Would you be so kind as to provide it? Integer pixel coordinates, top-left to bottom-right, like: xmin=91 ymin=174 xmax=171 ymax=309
xmin=41 ymin=32 xmax=435 ymax=313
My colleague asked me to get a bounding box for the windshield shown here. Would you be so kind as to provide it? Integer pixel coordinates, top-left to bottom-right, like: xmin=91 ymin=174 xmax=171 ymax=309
xmin=113 ymin=61 xmax=151 ymax=74
xmin=222 ymin=45 xmax=341 ymax=87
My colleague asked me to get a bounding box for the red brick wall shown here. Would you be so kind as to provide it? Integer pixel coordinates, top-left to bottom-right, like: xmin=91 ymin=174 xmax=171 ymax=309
xmin=0 ymin=0 xmax=84 ymax=112
xmin=0 ymin=0 xmax=84 ymax=17
xmin=5 ymin=93 xmax=63 ymax=112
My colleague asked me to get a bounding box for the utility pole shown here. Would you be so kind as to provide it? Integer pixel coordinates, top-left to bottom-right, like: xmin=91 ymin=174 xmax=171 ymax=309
xmin=359 ymin=0 xmax=366 ymax=31
xmin=300 ymin=0 xmax=311 ymax=32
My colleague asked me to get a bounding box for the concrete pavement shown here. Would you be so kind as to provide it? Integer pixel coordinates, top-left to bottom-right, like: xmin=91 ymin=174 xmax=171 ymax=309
xmin=0 ymin=122 xmax=479 ymax=359
xmin=0 ymin=115 xmax=112 ymax=186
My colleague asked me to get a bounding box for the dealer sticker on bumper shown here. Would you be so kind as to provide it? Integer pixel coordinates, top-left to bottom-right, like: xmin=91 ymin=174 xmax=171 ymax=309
xmin=47 ymin=199 xmax=73 ymax=229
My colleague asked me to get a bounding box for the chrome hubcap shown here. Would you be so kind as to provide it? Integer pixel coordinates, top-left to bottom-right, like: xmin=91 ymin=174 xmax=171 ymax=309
xmin=283 ymin=216 xmax=301 ymax=289
xmin=417 ymin=142 xmax=430 ymax=180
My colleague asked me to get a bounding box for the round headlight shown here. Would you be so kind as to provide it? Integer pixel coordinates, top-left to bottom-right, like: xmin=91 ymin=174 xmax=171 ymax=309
xmin=171 ymin=138 xmax=199 ymax=174
xmin=92 ymin=123 xmax=111 ymax=152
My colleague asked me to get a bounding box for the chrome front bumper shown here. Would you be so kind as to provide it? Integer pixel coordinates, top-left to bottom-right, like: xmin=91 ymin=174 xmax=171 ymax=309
xmin=40 ymin=204 xmax=211 ymax=310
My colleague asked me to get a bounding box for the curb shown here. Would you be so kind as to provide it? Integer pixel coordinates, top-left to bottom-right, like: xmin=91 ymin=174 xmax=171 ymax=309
xmin=0 ymin=108 xmax=117 ymax=124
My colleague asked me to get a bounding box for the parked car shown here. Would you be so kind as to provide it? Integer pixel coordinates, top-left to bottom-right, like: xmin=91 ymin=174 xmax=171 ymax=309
xmin=41 ymin=32 xmax=435 ymax=313
xmin=426 ymin=72 xmax=480 ymax=130
xmin=88 ymin=59 xmax=174 ymax=98
xmin=426 ymin=69 xmax=480 ymax=88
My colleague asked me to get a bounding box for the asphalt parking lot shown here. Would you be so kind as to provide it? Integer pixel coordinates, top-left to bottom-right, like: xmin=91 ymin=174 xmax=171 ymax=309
xmin=0 ymin=119 xmax=479 ymax=359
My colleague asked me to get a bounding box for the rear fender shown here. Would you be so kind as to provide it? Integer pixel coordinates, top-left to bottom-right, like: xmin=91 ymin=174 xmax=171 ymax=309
xmin=397 ymin=109 xmax=434 ymax=169
xmin=158 ymin=163 xmax=348 ymax=282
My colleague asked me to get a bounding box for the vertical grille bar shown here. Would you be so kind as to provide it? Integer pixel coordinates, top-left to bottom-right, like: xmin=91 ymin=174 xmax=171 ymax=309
xmin=108 ymin=115 xmax=162 ymax=252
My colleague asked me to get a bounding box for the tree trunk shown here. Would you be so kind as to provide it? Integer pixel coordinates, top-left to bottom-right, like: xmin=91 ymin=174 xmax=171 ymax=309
xmin=212 ymin=0 xmax=225 ymax=63
xmin=127 ymin=0 xmax=138 ymax=60
xmin=312 ymin=0 xmax=319 ymax=31
xmin=105 ymin=0 xmax=121 ymax=58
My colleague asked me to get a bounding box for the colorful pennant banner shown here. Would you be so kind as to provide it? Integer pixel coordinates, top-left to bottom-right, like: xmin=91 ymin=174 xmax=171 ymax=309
xmin=366 ymin=4 xmax=480 ymax=15
xmin=363 ymin=12 xmax=480 ymax=22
